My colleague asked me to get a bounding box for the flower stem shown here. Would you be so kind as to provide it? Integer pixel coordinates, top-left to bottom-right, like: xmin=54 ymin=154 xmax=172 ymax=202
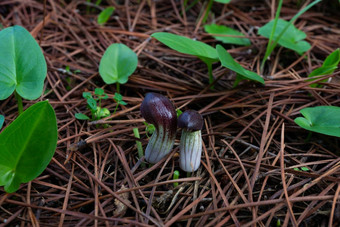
xmin=15 ymin=91 xmax=23 ymax=115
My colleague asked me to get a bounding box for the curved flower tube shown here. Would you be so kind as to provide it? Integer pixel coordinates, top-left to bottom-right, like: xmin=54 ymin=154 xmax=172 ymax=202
xmin=140 ymin=93 xmax=177 ymax=163
xmin=178 ymin=110 xmax=203 ymax=172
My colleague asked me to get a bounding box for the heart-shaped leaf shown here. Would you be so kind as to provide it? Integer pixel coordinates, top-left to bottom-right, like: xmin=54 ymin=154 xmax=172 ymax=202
xmin=216 ymin=45 xmax=264 ymax=86
xmin=294 ymin=106 xmax=340 ymax=137
xmin=151 ymin=32 xmax=218 ymax=61
xmin=0 ymin=101 xmax=57 ymax=193
xmin=258 ymin=19 xmax=310 ymax=55
xmin=204 ymin=24 xmax=251 ymax=46
xmin=99 ymin=43 xmax=138 ymax=85
xmin=0 ymin=25 xmax=47 ymax=100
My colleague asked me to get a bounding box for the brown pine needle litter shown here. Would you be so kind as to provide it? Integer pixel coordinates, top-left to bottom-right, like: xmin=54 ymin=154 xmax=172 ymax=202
xmin=1 ymin=0 xmax=340 ymax=226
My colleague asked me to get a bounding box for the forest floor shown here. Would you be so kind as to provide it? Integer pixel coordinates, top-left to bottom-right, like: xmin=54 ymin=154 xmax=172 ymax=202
xmin=1 ymin=0 xmax=340 ymax=226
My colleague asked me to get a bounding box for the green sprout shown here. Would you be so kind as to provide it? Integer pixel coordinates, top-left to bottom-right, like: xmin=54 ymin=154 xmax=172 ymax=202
xmin=173 ymin=170 xmax=180 ymax=188
xmin=75 ymin=88 xmax=110 ymax=121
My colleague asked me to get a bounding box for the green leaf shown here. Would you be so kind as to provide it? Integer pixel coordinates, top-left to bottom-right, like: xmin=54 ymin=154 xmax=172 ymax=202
xmin=151 ymin=32 xmax=218 ymax=61
xmin=308 ymin=49 xmax=340 ymax=87
xmin=176 ymin=109 xmax=183 ymax=118
xmin=0 ymin=101 xmax=57 ymax=193
xmin=95 ymin=107 xmax=110 ymax=119
xmin=144 ymin=122 xmax=155 ymax=136
xmin=204 ymin=24 xmax=251 ymax=46
xmin=94 ymin=88 xmax=105 ymax=96
xmin=216 ymin=45 xmax=264 ymax=85
xmin=99 ymin=43 xmax=138 ymax=85
xmin=294 ymin=106 xmax=340 ymax=138
xmin=97 ymin=6 xmax=115 ymax=25
xmin=114 ymin=92 xmax=123 ymax=102
xmin=214 ymin=0 xmax=231 ymax=3
xmin=82 ymin=92 xmax=92 ymax=99
xmin=300 ymin=167 xmax=309 ymax=171
xmin=87 ymin=98 xmax=97 ymax=111
xmin=75 ymin=113 xmax=90 ymax=120
xmin=258 ymin=19 xmax=310 ymax=55
xmin=0 ymin=25 xmax=47 ymax=100
xmin=0 ymin=115 xmax=4 ymax=130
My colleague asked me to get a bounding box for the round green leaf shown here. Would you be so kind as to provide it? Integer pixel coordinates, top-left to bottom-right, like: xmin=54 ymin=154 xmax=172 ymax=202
xmin=99 ymin=43 xmax=138 ymax=85
xmin=0 ymin=101 xmax=57 ymax=193
xmin=0 ymin=25 xmax=47 ymax=100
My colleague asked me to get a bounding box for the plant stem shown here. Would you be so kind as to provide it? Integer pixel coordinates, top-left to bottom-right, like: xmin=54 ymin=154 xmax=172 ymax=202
xmin=116 ymin=83 xmax=120 ymax=94
xmin=261 ymin=0 xmax=283 ymax=71
xmin=202 ymin=0 xmax=214 ymax=24
xmin=15 ymin=91 xmax=23 ymax=115
xmin=133 ymin=127 xmax=145 ymax=168
xmin=173 ymin=170 xmax=180 ymax=187
xmin=206 ymin=62 xmax=215 ymax=90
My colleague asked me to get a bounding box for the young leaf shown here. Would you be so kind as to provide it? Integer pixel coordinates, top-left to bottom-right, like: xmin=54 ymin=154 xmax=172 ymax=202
xmin=95 ymin=107 xmax=110 ymax=119
xmin=0 ymin=101 xmax=57 ymax=193
xmin=176 ymin=109 xmax=183 ymax=118
xmin=82 ymin=92 xmax=92 ymax=99
xmin=97 ymin=6 xmax=115 ymax=25
xmin=0 ymin=25 xmax=47 ymax=100
xmin=114 ymin=92 xmax=127 ymax=105
xmin=308 ymin=48 xmax=340 ymax=87
xmin=0 ymin=115 xmax=4 ymax=130
xmin=216 ymin=45 xmax=264 ymax=86
xmin=300 ymin=167 xmax=309 ymax=171
xmin=294 ymin=106 xmax=340 ymax=138
xmin=258 ymin=19 xmax=310 ymax=55
xmin=99 ymin=43 xmax=138 ymax=85
xmin=75 ymin=113 xmax=90 ymax=120
xmin=151 ymin=32 xmax=218 ymax=61
xmin=214 ymin=0 xmax=231 ymax=3
xmin=87 ymin=98 xmax=97 ymax=111
xmin=94 ymin=88 xmax=105 ymax=96
xmin=204 ymin=24 xmax=251 ymax=46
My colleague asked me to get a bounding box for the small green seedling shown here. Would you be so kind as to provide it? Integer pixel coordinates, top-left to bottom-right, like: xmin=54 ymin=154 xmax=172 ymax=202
xmin=0 ymin=115 xmax=4 ymax=130
xmin=294 ymin=167 xmax=309 ymax=171
xmin=308 ymin=48 xmax=340 ymax=87
xmin=99 ymin=43 xmax=138 ymax=93
xmin=97 ymin=6 xmax=115 ymax=25
xmin=173 ymin=170 xmax=180 ymax=188
xmin=113 ymin=92 xmax=127 ymax=114
xmin=259 ymin=0 xmax=321 ymax=70
xmin=0 ymin=25 xmax=47 ymax=113
xmin=75 ymin=88 xmax=110 ymax=121
xmin=204 ymin=24 xmax=251 ymax=46
xmin=0 ymin=101 xmax=57 ymax=193
xmin=151 ymin=32 xmax=219 ymax=85
xmin=294 ymin=106 xmax=340 ymax=138
xmin=216 ymin=45 xmax=264 ymax=87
